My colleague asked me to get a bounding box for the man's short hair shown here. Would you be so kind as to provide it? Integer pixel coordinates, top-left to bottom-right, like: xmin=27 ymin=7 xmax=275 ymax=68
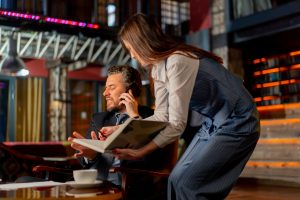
xmin=107 ymin=65 xmax=142 ymax=98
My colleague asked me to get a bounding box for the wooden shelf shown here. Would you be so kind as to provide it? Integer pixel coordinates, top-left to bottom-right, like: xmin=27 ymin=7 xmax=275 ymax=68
xmin=230 ymin=1 xmax=300 ymax=32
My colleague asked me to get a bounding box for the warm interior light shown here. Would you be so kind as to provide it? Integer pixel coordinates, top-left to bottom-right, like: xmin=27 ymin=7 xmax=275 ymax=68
xmin=255 ymin=79 xmax=296 ymax=88
xmin=246 ymin=161 xmax=300 ymax=168
xmin=51 ymin=100 xmax=63 ymax=109
xmin=253 ymin=64 xmax=300 ymax=77
xmin=290 ymin=64 xmax=300 ymax=70
xmin=254 ymin=97 xmax=262 ymax=102
xmin=253 ymin=67 xmax=289 ymax=76
xmin=258 ymin=138 xmax=300 ymax=144
xmin=15 ymin=68 xmax=29 ymax=76
xmin=260 ymin=118 xmax=300 ymax=126
xmin=253 ymin=58 xmax=267 ymax=64
xmin=246 ymin=138 xmax=300 ymax=168
xmin=290 ymin=51 xmax=300 ymax=56
xmin=257 ymin=102 xmax=300 ymax=111
xmin=254 ymin=96 xmax=280 ymax=102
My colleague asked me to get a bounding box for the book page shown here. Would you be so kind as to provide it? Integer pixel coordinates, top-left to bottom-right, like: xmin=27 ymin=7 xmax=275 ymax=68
xmin=73 ymin=139 xmax=107 ymax=153
xmin=106 ymin=119 xmax=167 ymax=150
xmin=73 ymin=119 xmax=167 ymax=153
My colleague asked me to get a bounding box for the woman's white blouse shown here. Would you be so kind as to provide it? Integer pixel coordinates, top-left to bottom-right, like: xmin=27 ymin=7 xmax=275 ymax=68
xmin=146 ymin=54 xmax=199 ymax=148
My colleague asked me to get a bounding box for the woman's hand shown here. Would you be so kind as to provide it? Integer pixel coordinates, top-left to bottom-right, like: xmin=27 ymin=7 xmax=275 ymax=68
xmin=68 ymin=131 xmax=98 ymax=160
xmin=112 ymin=141 xmax=158 ymax=160
xmin=112 ymin=148 xmax=144 ymax=160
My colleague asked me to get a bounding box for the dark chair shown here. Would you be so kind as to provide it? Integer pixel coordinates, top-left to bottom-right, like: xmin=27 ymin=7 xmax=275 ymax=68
xmin=0 ymin=142 xmax=81 ymax=183
xmin=112 ymin=140 xmax=178 ymax=199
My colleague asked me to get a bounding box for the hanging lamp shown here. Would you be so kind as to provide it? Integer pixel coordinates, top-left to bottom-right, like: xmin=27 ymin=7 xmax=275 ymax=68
xmin=0 ymin=33 xmax=29 ymax=76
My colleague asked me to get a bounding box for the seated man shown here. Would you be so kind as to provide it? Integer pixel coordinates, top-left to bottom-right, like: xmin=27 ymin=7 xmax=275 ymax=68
xmin=15 ymin=65 xmax=154 ymax=187
xmin=68 ymin=65 xmax=153 ymax=185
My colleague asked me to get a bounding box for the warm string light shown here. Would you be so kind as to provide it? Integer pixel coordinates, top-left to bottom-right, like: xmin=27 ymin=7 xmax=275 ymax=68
xmin=253 ymin=50 xmax=300 ymax=66
xmin=255 ymin=79 xmax=296 ymax=88
xmin=253 ymin=64 xmax=300 ymax=77
xmin=290 ymin=51 xmax=300 ymax=56
xmin=253 ymin=58 xmax=267 ymax=64
xmin=253 ymin=67 xmax=288 ymax=76
xmin=246 ymin=138 xmax=300 ymax=169
xmin=257 ymin=102 xmax=300 ymax=111
xmin=0 ymin=10 xmax=100 ymax=29
xmin=254 ymin=95 xmax=279 ymax=102
xmin=258 ymin=138 xmax=300 ymax=144
xmin=247 ymin=161 xmax=300 ymax=168
xmin=252 ymin=59 xmax=300 ymax=105
xmin=260 ymin=118 xmax=300 ymax=125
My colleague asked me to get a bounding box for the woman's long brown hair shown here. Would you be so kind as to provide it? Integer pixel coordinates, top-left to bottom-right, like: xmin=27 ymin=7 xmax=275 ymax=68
xmin=118 ymin=13 xmax=223 ymax=64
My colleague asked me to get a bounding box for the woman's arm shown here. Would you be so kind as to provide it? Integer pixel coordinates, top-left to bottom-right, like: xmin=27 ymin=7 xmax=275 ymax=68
xmin=151 ymin=55 xmax=199 ymax=148
xmin=113 ymin=141 xmax=158 ymax=160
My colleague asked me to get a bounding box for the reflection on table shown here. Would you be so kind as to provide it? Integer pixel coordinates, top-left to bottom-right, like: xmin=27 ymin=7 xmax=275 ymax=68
xmin=0 ymin=184 xmax=122 ymax=200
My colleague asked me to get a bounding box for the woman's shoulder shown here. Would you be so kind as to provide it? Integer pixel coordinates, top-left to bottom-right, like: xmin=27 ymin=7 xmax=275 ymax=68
xmin=166 ymin=52 xmax=199 ymax=68
xmin=167 ymin=52 xmax=198 ymax=64
xmin=152 ymin=52 xmax=199 ymax=80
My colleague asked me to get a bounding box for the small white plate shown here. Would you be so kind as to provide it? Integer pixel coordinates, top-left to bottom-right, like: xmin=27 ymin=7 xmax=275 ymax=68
xmin=66 ymin=190 xmax=103 ymax=197
xmin=65 ymin=188 xmax=103 ymax=197
xmin=66 ymin=180 xmax=103 ymax=189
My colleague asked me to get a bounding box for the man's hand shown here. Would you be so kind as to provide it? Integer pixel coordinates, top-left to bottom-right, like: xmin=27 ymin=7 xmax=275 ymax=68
xmin=119 ymin=90 xmax=139 ymax=118
xmin=99 ymin=125 xmax=120 ymax=139
xmin=68 ymin=131 xmax=98 ymax=160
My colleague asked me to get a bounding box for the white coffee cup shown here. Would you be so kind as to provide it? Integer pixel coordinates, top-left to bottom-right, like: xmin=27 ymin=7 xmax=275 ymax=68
xmin=73 ymin=169 xmax=97 ymax=184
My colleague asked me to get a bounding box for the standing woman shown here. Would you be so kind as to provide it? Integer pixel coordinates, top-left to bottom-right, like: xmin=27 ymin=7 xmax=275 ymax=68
xmin=116 ymin=13 xmax=260 ymax=200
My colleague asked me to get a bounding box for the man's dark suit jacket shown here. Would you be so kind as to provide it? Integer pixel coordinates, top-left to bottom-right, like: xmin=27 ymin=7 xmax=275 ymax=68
xmin=77 ymin=105 xmax=154 ymax=182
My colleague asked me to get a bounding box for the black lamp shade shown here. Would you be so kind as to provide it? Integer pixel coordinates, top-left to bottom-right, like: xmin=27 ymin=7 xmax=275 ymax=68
xmin=0 ymin=36 xmax=29 ymax=76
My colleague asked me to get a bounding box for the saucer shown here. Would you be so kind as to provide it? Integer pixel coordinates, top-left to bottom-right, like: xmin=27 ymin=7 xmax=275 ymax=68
xmin=66 ymin=188 xmax=103 ymax=197
xmin=66 ymin=180 xmax=103 ymax=189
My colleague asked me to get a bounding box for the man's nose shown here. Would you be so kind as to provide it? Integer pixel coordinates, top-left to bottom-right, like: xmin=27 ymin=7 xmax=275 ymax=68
xmin=103 ymin=88 xmax=109 ymax=96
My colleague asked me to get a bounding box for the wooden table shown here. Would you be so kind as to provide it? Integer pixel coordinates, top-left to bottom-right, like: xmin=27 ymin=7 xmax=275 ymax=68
xmin=0 ymin=184 xmax=122 ymax=200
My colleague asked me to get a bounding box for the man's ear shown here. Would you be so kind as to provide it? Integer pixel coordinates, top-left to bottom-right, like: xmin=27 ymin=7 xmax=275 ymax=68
xmin=126 ymin=82 xmax=134 ymax=92
xmin=127 ymin=83 xmax=138 ymax=97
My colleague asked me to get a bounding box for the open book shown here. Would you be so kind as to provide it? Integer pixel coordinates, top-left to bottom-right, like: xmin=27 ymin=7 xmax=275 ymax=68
xmin=73 ymin=118 xmax=168 ymax=153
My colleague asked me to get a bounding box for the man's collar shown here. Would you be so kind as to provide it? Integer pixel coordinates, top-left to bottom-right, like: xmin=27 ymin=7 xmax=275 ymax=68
xmin=115 ymin=112 xmax=129 ymax=125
